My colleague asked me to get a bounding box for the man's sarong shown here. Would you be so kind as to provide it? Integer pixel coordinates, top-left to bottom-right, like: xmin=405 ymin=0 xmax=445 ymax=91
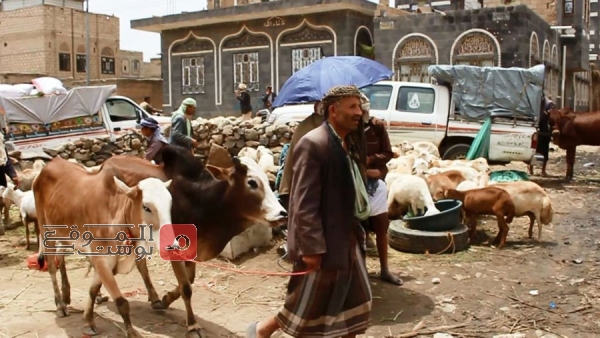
xmin=275 ymin=244 xmax=372 ymax=337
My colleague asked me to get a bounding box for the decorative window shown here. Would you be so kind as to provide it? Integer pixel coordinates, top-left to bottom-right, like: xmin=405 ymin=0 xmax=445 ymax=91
xmin=76 ymin=54 xmax=86 ymax=73
xmin=101 ymin=57 xmax=115 ymax=75
xmin=59 ymin=53 xmax=71 ymax=72
xmin=182 ymin=57 xmax=205 ymax=94
xmin=233 ymin=52 xmax=259 ymax=92
xmin=291 ymin=47 xmax=322 ymax=73
xmin=395 ymin=37 xmax=436 ymax=83
xmin=452 ymin=33 xmax=497 ymax=67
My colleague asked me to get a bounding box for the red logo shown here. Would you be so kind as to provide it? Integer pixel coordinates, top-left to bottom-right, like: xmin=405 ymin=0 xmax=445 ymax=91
xmin=159 ymin=224 xmax=197 ymax=262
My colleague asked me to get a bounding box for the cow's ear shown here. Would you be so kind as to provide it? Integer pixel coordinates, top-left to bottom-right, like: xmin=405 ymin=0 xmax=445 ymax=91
xmin=113 ymin=176 xmax=139 ymax=198
xmin=206 ymin=165 xmax=227 ymax=180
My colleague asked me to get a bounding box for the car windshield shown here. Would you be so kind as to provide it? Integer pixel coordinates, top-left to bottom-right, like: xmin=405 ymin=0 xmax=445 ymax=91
xmin=360 ymin=84 xmax=393 ymax=110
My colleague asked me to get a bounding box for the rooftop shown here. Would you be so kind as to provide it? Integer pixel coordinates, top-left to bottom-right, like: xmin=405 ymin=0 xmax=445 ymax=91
xmin=131 ymin=0 xmax=378 ymax=33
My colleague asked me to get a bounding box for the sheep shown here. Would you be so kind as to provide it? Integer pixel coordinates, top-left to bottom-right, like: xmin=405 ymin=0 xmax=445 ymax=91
xmin=430 ymin=157 xmax=490 ymax=174
xmin=411 ymin=158 xmax=430 ymax=176
xmin=0 ymin=183 xmax=14 ymax=229
xmin=388 ymin=155 xmax=416 ymax=174
xmin=384 ymin=172 xmax=408 ymax=188
xmin=487 ymin=181 xmax=554 ymax=241
xmin=400 ymin=140 xmax=441 ymax=158
xmin=2 ymin=185 xmax=38 ymax=250
xmin=443 ymin=187 xmax=515 ymax=249
xmin=387 ymin=175 xmax=440 ymax=220
xmin=15 ymin=159 xmax=46 ymax=191
xmin=456 ymin=180 xmax=479 ymax=191
xmin=427 ymin=165 xmax=480 ymax=182
xmin=256 ymin=146 xmax=277 ymax=174
xmin=425 ymin=170 xmax=467 ymax=200
xmin=238 ymin=147 xmax=259 ymax=162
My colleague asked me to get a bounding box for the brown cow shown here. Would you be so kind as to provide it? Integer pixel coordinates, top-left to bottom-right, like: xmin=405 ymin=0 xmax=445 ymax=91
xmin=87 ymin=145 xmax=268 ymax=337
xmin=548 ymin=107 xmax=600 ymax=180
xmin=34 ymin=157 xmax=173 ymax=337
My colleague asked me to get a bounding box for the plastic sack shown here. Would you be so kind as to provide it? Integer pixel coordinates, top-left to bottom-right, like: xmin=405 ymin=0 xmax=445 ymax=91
xmin=31 ymin=77 xmax=67 ymax=95
xmin=12 ymin=83 xmax=35 ymax=96
xmin=0 ymin=84 xmax=28 ymax=98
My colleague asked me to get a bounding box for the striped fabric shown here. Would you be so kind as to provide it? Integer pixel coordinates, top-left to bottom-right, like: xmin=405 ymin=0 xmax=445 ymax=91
xmin=275 ymin=244 xmax=372 ymax=337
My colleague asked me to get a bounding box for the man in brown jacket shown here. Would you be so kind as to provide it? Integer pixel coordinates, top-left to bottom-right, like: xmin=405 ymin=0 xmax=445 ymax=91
xmin=277 ymin=100 xmax=323 ymax=210
xmin=361 ymin=94 xmax=402 ymax=285
xmin=248 ymin=86 xmax=372 ymax=338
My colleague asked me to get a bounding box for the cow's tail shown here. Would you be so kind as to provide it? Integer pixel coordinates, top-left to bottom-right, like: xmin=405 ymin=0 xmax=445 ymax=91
xmin=36 ymin=233 xmax=46 ymax=270
xmin=540 ymin=196 xmax=554 ymax=225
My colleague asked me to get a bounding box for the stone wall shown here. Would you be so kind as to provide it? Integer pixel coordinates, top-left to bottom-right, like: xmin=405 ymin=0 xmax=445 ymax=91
xmin=9 ymin=116 xmax=296 ymax=171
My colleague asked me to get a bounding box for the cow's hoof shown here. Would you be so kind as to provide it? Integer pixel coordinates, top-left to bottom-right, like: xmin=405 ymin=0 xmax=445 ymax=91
xmin=151 ymin=300 xmax=166 ymax=310
xmin=160 ymin=295 xmax=173 ymax=309
xmin=95 ymin=295 xmax=109 ymax=304
xmin=186 ymin=327 xmax=203 ymax=338
xmin=83 ymin=325 xmax=100 ymax=336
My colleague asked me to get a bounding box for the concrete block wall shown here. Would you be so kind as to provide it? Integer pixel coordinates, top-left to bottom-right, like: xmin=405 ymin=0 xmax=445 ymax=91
xmin=0 ymin=5 xmax=121 ymax=81
xmin=0 ymin=6 xmax=47 ymax=75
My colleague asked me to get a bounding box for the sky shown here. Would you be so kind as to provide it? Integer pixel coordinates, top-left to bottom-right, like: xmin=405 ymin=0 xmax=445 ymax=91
xmin=89 ymin=0 xmax=381 ymax=62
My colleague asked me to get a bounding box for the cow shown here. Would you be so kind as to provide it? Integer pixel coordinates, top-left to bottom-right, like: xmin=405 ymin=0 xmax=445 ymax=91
xmin=86 ymin=145 xmax=271 ymax=337
xmin=548 ymin=107 xmax=600 ymax=180
xmin=33 ymin=157 xmax=173 ymax=338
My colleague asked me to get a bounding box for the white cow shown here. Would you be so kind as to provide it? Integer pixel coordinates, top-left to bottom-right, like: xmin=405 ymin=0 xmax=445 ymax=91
xmin=239 ymin=156 xmax=288 ymax=225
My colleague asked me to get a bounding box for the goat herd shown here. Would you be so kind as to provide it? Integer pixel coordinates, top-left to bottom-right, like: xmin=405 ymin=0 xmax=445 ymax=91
xmin=384 ymin=140 xmax=554 ymax=249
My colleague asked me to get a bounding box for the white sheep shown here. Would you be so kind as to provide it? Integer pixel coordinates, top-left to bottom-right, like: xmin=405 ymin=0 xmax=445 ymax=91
xmin=256 ymin=146 xmax=277 ymax=174
xmin=412 ymin=158 xmax=430 ymax=176
xmin=430 ymin=157 xmax=490 ymax=174
xmin=387 ymin=155 xmax=416 ymax=174
xmin=400 ymin=140 xmax=440 ymax=158
xmin=238 ymin=147 xmax=259 ymax=162
xmin=387 ymin=174 xmax=440 ymax=219
xmin=2 ymin=186 xmax=38 ymax=250
xmin=487 ymin=181 xmax=554 ymax=241
xmin=0 ymin=183 xmax=14 ymax=228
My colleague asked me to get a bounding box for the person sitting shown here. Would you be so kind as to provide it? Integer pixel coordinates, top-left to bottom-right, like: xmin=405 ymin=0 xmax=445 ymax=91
xmin=136 ymin=117 xmax=169 ymax=164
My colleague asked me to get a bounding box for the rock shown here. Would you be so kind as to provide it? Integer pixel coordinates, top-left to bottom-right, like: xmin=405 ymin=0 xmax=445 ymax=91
xmin=211 ymin=134 xmax=224 ymax=145
xmin=91 ymin=145 xmax=102 ymax=153
xmin=222 ymin=125 xmax=234 ymax=136
xmin=85 ymin=160 xmax=97 ymax=167
xmin=433 ymin=334 xmax=454 ymax=338
xmin=18 ymin=149 xmax=53 ymax=161
xmin=245 ymin=140 xmax=260 ymax=147
xmin=431 ymin=277 xmax=441 ymax=284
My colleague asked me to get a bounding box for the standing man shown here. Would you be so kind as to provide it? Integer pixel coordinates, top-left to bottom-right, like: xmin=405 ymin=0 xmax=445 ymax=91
xmin=139 ymin=96 xmax=163 ymax=116
xmin=236 ymin=83 xmax=252 ymax=120
xmin=361 ymin=94 xmax=402 ymax=285
xmin=261 ymin=85 xmax=277 ymax=109
xmin=169 ymin=98 xmax=197 ymax=152
xmin=136 ymin=117 xmax=169 ymax=164
xmin=247 ymin=86 xmax=372 ymax=338
xmin=277 ymin=101 xmax=324 ymax=211
xmin=528 ymin=95 xmax=555 ymax=176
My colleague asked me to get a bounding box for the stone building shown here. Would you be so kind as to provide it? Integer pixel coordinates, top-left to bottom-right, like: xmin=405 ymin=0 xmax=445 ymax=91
xmin=132 ymin=0 xmax=381 ymax=116
xmin=378 ymin=1 xmax=592 ymax=111
xmin=0 ymin=0 xmax=154 ymax=85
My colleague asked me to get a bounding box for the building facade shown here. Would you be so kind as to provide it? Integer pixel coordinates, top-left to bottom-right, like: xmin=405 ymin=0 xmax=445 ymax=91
xmin=0 ymin=0 xmax=156 ymax=85
xmin=132 ymin=0 xmax=378 ymax=116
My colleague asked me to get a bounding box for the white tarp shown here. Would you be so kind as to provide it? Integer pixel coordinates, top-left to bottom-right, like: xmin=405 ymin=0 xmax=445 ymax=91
xmin=0 ymin=85 xmax=116 ymax=124
xmin=428 ymin=64 xmax=545 ymax=121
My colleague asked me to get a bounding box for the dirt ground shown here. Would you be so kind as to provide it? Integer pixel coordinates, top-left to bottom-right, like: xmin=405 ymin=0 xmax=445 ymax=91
xmin=0 ymin=146 xmax=599 ymax=338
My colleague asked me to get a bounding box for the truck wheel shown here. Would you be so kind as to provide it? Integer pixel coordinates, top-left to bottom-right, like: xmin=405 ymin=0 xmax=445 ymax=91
xmin=442 ymin=143 xmax=471 ymax=160
xmin=387 ymin=220 xmax=470 ymax=254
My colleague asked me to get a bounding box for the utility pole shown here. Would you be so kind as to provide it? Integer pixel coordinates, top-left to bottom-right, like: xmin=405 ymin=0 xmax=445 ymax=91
xmin=85 ymin=0 xmax=90 ymax=85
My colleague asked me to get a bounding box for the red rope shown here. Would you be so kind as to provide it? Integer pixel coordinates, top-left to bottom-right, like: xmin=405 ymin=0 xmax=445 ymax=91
xmin=195 ymin=261 xmax=314 ymax=276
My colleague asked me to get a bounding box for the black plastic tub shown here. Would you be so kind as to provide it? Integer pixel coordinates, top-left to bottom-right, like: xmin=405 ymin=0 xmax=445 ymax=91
xmin=402 ymin=199 xmax=463 ymax=232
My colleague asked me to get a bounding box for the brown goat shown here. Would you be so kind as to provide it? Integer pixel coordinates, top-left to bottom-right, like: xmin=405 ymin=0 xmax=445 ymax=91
xmin=426 ymin=170 xmax=466 ymax=200
xmin=443 ymin=187 xmax=516 ymax=249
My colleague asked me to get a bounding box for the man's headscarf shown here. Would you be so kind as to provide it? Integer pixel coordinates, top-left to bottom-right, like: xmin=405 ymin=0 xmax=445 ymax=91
xmin=360 ymin=93 xmax=370 ymax=123
xmin=137 ymin=117 xmax=168 ymax=144
xmin=321 ymin=85 xmax=363 ymax=117
xmin=172 ymin=98 xmax=196 ymax=136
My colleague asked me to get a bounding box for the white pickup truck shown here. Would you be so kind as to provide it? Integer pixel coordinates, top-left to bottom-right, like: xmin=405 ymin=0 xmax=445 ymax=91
xmin=265 ymin=80 xmax=540 ymax=164
xmin=0 ymin=86 xmax=171 ymax=153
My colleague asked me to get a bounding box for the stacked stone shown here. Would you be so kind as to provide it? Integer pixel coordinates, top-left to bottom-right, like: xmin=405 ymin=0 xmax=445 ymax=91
xmin=8 ymin=116 xmax=298 ymax=170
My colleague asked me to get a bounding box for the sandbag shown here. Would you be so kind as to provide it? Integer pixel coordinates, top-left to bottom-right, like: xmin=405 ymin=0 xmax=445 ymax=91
xmin=31 ymin=77 xmax=67 ymax=95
